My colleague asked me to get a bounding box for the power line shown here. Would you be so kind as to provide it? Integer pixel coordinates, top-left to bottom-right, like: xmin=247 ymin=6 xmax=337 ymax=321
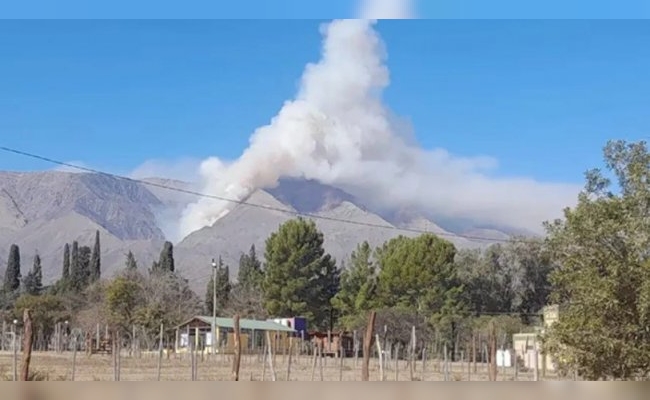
xmin=0 ymin=145 xmax=540 ymax=244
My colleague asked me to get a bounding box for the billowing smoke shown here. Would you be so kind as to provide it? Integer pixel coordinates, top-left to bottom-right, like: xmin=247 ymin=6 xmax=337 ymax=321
xmin=179 ymin=19 xmax=396 ymax=237
xmin=178 ymin=14 xmax=580 ymax=240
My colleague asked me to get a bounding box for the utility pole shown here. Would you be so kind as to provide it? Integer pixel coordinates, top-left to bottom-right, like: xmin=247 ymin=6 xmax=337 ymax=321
xmin=211 ymin=258 xmax=217 ymax=356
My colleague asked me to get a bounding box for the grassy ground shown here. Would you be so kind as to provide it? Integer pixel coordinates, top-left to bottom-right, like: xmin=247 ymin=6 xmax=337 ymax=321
xmin=0 ymin=350 xmax=560 ymax=381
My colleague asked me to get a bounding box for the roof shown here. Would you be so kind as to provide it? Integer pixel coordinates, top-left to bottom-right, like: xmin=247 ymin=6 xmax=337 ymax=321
xmin=512 ymin=331 xmax=542 ymax=340
xmin=177 ymin=316 xmax=295 ymax=332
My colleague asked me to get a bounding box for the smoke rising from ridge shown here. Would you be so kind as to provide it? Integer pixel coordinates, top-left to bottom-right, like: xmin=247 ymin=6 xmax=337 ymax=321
xmin=178 ymin=17 xmax=580 ymax=240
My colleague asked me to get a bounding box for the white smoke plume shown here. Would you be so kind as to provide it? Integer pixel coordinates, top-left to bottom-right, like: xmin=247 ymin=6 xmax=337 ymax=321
xmin=178 ymin=17 xmax=580 ymax=239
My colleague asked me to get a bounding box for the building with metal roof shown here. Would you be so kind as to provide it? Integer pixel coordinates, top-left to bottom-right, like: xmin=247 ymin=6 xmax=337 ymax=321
xmin=173 ymin=315 xmax=295 ymax=354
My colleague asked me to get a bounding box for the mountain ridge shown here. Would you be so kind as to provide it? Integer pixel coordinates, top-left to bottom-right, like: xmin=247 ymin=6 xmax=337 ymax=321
xmin=0 ymin=170 xmax=511 ymax=293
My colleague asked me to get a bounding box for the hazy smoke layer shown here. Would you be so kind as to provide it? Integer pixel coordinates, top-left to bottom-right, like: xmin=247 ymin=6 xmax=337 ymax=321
xmin=178 ymin=17 xmax=580 ymax=239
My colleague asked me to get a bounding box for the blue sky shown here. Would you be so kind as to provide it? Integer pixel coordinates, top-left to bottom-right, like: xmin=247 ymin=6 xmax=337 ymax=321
xmin=2 ymin=0 xmax=649 ymax=19
xmin=1 ymin=19 xmax=649 ymax=185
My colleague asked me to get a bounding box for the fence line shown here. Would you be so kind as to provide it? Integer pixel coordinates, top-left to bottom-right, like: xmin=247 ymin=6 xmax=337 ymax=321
xmin=0 ymin=320 xmax=560 ymax=381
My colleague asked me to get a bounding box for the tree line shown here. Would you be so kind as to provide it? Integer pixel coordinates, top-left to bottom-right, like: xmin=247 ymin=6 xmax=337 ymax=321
xmin=0 ymin=230 xmax=200 ymax=351
xmin=205 ymin=217 xmax=552 ymax=359
xmin=1 ymin=139 xmax=649 ymax=380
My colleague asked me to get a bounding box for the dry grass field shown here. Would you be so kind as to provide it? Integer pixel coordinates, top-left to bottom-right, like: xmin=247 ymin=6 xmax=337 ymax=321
xmin=0 ymin=350 xmax=561 ymax=381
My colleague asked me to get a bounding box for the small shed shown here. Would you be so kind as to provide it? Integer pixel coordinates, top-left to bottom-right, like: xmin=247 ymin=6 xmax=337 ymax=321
xmin=174 ymin=316 xmax=295 ymax=354
xmin=512 ymin=332 xmax=556 ymax=372
xmin=310 ymin=331 xmax=355 ymax=357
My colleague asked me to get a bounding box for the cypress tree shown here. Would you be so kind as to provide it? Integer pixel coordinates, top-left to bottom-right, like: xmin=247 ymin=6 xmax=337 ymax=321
xmin=70 ymin=241 xmax=88 ymax=291
xmin=205 ymin=274 xmax=214 ymax=315
xmin=216 ymin=257 xmax=231 ymax=309
xmin=238 ymin=244 xmax=263 ymax=289
xmin=3 ymin=244 xmax=21 ymax=293
xmin=205 ymin=256 xmax=231 ymax=314
xmin=62 ymin=243 xmax=70 ymax=281
xmin=23 ymin=253 xmax=43 ymax=296
xmin=155 ymin=241 xmax=175 ymax=273
xmin=125 ymin=251 xmax=138 ymax=271
xmin=78 ymin=245 xmax=91 ymax=287
xmin=33 ymin=254 xmax=43 ymax=292
xmin=90 ymin=230 xmax=101 ymax=283
xmin=70 ymin=241 xmax=79 ymax=281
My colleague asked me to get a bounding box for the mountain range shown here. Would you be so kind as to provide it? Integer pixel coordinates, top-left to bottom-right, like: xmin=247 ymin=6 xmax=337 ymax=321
xmin=0 ymin=171 xmax=514 ymax=294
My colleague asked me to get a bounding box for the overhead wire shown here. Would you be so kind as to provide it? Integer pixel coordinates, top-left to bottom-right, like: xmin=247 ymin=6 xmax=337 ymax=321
xmin=0 ymin=145 xmax=545 ymax=244
xmin=0 ymin=145 xmax=553 ymax=319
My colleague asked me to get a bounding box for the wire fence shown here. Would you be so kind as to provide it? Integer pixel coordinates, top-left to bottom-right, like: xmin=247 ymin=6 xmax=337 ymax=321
xmin=0 ymin=322 xmax=563 ymax=381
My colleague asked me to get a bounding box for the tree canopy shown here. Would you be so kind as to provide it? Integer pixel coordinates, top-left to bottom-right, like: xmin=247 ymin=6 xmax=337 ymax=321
xmin=262 ymin=217 xmax=340 ymax=331
xmin=3 ymin=244 xmax=21 ymax=293
xmin=1 ymin=138 xmax=647 ymax=380
xmin=331 ymin=241 xmax=377 ymax=330
xmin=22 ymin=254 xmax=43 ymax=296
xmin=238 ymin=245 xmax=264 ymax=290
xmin=205 ymin=256 xmax=232 ymax=315
xmin=543 ymin=139 xmax=650 ymax=380
xmin=90 ymin=230 xmax=101 ymax=283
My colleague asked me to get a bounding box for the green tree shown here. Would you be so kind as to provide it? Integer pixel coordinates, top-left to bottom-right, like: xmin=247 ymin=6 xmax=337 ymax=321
xmin=13 ymin=293 xmax=69 ymax=347
xmin=544 ymin=139 xmax=650 ymax=380
xmin=22 ymin=253 xmax=43 ymax=296
xmin=455 ymin=245 xmax=516 ymax=316
xmin=70 ymin=241 xmax=79 ymax=287
xmin=3 ymin=244 xmax=22 ymax=294
xmin=90 ymin=230 xmax=101 ymax=283
xmin=205 ymin=256 xmax=232 ymax=315
xmin=152 ymin=241 xmax=175 ymax=274
xmin=238 ymin=245 xmax=263 ymax=289
xmin=62 ymin=243 xmax=70 ymax=281
xmin=455 ymin=238 xmax=553 ymax=326
xmin=104 ymin=275 xmax=143 ymax=334
xmin=159 ymin=241 xmax=175 ymax=273
xmin=262 ymin=217 xmax=339 ymax=330
xmin=375 ymin=234 xmax=466 ymax=351
xmin=48 ymin=244 xmax=72 ymax=296
xmin=71 ymin=245 xmax=91 ymax=292
xmin=500 ymin=237 xmax=554 ymax=320
xmin=125 ymin=250 xmax=138 ymax=271
xmin=331 ymin=241 xmax=377 ymax=330
xmin=80 ymin=245 xmax=91 ymax=279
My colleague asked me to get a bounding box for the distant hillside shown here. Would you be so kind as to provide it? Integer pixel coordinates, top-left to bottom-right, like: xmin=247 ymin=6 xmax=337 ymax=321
xmin=0 ymin=171 xmax=511 ymax=294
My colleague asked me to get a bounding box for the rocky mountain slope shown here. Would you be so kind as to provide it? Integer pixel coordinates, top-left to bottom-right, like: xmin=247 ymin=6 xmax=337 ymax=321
xmin=0 ymin=171 xmax=509 ymax=294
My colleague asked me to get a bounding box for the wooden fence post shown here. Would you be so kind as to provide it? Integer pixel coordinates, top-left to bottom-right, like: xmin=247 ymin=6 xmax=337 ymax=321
xmin=310 ymin=342 xmax=317 ymax=381
xmin=232 ymin=315 xmax=241 ymax=381
xmin=265 ymin=331 xmax=276 ymax=381
xmin=488 ymin=320 xmax=498 ymax=381
xmin=394 ymin=343 xmax=400 ymax=381
xmin=361 ymin=311 xmax=376 ymax=381
xmin=157 ymin=323 xmax=163 ymax=381
xmin=339 ymin=344 xmax=344 ymax=381
xmin=71 ymin=333 xmax=78 ymax=381
xmin=20 ymin=309 xmax=33 ymax=381
xmin=12 ymin=330 xmax=17 ymax=381
xmin=286 ymin=336 xmax=294 ymax=381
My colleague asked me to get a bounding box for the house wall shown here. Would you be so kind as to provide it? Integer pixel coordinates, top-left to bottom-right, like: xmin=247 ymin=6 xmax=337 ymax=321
xmin=177 ymin=329 xmax=253 ymax=354
xmin=176 ymin=325 xmax=291 ymax=354
xmin=543 ymin=305 xmax=560 ymax=328
xmin=512 ymin=333 xmax=555 ymax=372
